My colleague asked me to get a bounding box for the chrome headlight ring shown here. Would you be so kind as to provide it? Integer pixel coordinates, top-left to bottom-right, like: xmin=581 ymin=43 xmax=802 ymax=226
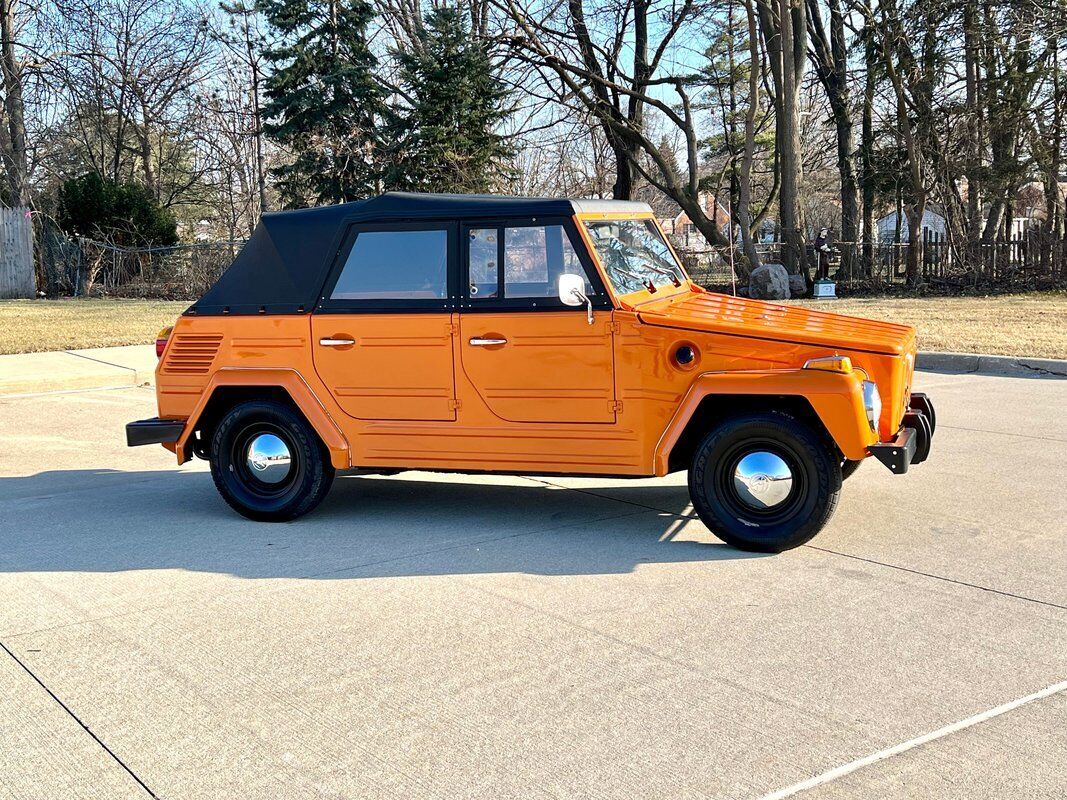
xmin=861 ymin=380 xmax=882 ymax=432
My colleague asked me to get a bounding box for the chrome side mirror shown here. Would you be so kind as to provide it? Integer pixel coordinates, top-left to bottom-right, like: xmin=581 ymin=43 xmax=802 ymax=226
xmin=558 ymin=273 xmax=593 ymax=325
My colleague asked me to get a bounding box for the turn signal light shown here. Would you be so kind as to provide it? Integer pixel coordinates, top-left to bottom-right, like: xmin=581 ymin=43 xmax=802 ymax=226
xmin=802 ymin=355 xmax=853 ymax=374
xmin=155 ymin=326 xmax=173 ymax=359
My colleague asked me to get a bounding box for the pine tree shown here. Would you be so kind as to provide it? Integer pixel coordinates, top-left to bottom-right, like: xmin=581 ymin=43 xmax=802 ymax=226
xmin=259 ymin=0 xmax=384 ymax=207
xmin=385 ymin=8 xmax=512 ymax=193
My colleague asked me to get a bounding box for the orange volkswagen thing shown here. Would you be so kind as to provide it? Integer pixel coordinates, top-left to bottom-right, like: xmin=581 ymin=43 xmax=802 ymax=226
xmin=127 ymin=193 xmax=934 ymax=552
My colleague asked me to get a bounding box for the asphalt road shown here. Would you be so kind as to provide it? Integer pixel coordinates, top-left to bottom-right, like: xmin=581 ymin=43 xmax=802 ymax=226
xmin=1 ymin=369 xmax=1065 ymax=799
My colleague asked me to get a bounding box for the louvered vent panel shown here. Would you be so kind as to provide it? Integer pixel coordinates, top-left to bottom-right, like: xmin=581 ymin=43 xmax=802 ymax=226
xmin=163 ymin=334 xmax=223 ymax=374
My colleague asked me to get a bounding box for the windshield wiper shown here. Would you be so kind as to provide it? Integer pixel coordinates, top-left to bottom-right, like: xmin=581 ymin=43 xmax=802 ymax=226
xmin=614 ymin=265 xmax=658 ymax=293
xmin=642 ymin=261 xmax=681 ymax=287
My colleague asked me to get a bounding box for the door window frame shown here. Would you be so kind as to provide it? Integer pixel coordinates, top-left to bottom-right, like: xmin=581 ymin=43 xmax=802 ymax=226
xmin=315 ymin=221 xmax=459 ymax=314
xmin=459 ymin=216 xmax=612 ymax=312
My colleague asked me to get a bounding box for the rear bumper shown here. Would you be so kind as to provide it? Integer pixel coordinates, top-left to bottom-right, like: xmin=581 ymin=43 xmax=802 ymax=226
xmin=126 ymin=418 xmax=185 ymax=447
xmin=868 ymin=392 xmax=935 ymax=474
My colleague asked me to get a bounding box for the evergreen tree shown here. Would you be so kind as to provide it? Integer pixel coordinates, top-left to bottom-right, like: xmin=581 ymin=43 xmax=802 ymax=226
xmin=386 ymin=8 xmax=512 ymax=193
xmin=57 ymin=173 xmax=178 ymax=246
xmin=259 ymin=0 xmax=384 ymax=207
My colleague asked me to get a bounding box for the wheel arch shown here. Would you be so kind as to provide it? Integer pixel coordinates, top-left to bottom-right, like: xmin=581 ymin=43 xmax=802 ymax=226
xmin=175 ymin=369 xmax=350 ymax=469
xmin=655 ymin=370 xmax=877 ymax=475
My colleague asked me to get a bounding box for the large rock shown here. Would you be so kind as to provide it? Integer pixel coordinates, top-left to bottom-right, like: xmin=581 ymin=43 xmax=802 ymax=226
xmin=788 ymin=273 xmax=808 ymax=297
xmin=749 ymin=263 xmax=790 ymax=300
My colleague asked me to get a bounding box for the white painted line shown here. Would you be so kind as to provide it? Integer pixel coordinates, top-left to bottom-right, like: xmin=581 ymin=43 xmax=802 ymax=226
xmin=758 ymin=679 xmax=1067 ymax=800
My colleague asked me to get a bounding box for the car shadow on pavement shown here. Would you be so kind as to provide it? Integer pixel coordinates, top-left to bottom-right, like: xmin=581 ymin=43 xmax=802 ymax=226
xmin=0 ymin=469 xmax=763 ymax=580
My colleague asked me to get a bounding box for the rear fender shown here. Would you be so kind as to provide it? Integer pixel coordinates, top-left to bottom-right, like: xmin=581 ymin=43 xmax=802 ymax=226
xmin=654 ymin=369 xmax=877 ymax=475
xmin=173 ymin=368 xmax=350 ymax=469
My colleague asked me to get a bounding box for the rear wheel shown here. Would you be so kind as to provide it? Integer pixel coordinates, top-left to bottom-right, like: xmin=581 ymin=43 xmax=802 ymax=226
xmin=209 ymin=400 xmax=334 ymax=521
xmin=688 ymin=412 xmax=841 ymax=553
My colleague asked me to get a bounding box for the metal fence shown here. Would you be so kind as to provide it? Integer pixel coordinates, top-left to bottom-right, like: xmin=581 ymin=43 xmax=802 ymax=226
xmin=28 ymin=219 xmax=1067 ymax=299
xmin=36 ymin=218 xmax=243 ymax=299
xmin=679 ymin=230 xmax=1067 ymax=293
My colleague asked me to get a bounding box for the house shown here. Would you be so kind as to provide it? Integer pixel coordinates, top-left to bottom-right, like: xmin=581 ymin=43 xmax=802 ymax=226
xmin=663 ymin=193 xmax=733 ymax=251
xmin=875 ymin=207 xmax=948 ymax=242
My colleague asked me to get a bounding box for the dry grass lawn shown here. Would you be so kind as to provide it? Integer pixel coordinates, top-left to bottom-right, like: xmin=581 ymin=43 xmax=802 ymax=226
xmin=787 ymin=292 xmax=1067 ymax=359
xmin=1 ymin=293 xmax=1064 ymax=358
xmin=0 ymin=299 xmax=189 ymax=355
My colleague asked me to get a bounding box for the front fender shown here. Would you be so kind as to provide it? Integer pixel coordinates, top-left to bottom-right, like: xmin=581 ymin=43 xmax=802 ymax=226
xmin=654 ymin=369 xmax=878 ymax=475
xmin=172 ymin=367 xmax=351 ymax=469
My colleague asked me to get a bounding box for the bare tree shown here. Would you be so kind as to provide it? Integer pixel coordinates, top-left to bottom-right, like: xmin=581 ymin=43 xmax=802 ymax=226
xmin=44 ymin=0 xmax=209 ymax=203
xmin=806 ymin=0 xmax=856 ymax=273
xmin=737 ymin=0 xmax=763 ymax=272
xmin=500 ymin=0 xmax=731 ymax=246
xmin=755 ymin=0 xmax=807 ymax=272
xmin=0 ymin=0 xmax=29 ymax=204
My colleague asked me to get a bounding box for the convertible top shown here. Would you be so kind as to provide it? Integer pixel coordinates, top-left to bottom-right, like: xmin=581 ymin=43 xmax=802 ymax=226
xmin=189 ymin=192 xmax=652 ymax=315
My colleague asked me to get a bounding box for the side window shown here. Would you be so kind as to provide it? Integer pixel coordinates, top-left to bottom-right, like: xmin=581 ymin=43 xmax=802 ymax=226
xmin=504 ymin=225 xmax=589 ymax=298
xmin=466 ymin=223 xmax=591 ymax=302
xmin=468 ymin=228 xmax=499 ymax=298
xmin=330 ymin=229 xmax=448 ymax=300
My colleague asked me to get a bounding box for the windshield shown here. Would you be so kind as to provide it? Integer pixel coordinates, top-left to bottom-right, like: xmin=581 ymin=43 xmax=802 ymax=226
xmin=582 ymin=218 xmax=685 ymax=295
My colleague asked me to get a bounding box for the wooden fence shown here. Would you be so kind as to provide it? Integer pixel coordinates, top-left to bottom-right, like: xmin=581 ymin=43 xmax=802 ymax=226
xmin=0 ymin=206 xmax=35 ymax=298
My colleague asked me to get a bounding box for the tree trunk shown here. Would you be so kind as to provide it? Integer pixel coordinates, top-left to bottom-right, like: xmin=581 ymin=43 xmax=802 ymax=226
xmin=860 ymin=32 xmax=875 ymax=276
xmin=0 ymin=0 xmax=29 ymax=206
xmin=761 ymin=0 xmax=806 ymax=275
xmin=963 ymin=0 xmax=982 ymax=239
xmin=247 ymin=32 xmax=268 ymax=215
xmin=807 ymin=0 xmax=857 ymax=277
xmin=738 ymin=0 xmax=762 ymax=275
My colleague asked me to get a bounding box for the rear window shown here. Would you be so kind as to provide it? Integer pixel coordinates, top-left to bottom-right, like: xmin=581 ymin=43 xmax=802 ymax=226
xmin=331 ymin=229 xmax=448 ymax=300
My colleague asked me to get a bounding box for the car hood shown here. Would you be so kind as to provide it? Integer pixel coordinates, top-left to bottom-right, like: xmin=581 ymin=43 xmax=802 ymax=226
xmin=637 ymin=290 xmax=916 ymax=356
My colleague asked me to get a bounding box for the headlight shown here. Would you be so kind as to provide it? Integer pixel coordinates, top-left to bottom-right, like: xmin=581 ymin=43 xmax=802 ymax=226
xmin=862 ymin=380 xmax=882 ymax=431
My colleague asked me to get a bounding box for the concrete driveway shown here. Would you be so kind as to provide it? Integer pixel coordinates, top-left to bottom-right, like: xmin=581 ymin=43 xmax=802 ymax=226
xmin=1 ymin=370 xmax=1065 ymax=799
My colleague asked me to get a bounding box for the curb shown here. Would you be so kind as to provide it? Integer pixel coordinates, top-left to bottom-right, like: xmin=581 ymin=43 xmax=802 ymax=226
xmin=916 ymin=351 xmax=1067 ymax=377
xmin=0 ymin=345 xmax=157 ymax=397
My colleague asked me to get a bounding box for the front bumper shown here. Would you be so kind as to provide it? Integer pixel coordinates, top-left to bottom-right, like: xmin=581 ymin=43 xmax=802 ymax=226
xmin=868 ymin=392 xmax=935 ymax=474
xmin=126 ymin=418 xmax=185 ymax=447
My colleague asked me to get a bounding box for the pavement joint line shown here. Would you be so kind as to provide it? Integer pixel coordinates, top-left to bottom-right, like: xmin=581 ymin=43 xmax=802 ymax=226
xmin=0 ymin=638 xmax=159 ymax=798
xmin=937 ymin=423 xmax=1067 ymax=444
xmin=804 ymin=545 xmax=1067 ymax=612
xmin=533 ymin=479 xmax=1067 ymax=607
xmin=756 ymin=678 xmax=1067 ymax=800
xmin=62 ymin=349 xmax=139 ymax=373
xmin=456 ymin=576 xmax=870 ymax=753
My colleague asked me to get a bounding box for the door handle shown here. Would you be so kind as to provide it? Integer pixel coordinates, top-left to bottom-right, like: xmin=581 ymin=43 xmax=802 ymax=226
xmin=469 ymin=337 xmax=507 ymax=346
xmin=319 ymin=337 xmax=356 ymax=347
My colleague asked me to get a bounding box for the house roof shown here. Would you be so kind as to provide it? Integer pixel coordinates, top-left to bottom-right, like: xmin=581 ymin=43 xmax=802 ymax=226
xmin=190 ymin=192 xmax=652 ymax=315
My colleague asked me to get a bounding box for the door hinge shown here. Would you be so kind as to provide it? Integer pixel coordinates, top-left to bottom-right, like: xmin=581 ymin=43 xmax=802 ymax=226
xmin=447 ymin=322 xmax=459 ymax=336
xmin=608 ymin=320 xmax=621 ymax=334
xmin=609 ymin=400 xmax=623 ymax=413
xmin=449 ymin=398 xmax=462 ymax=411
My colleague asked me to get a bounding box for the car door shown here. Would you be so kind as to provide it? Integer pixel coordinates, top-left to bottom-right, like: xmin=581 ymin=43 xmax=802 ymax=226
xmin=458 ymin=219 xmax=617 ymax=424
xmin=312 ymin=222 xmax=458 ymax=422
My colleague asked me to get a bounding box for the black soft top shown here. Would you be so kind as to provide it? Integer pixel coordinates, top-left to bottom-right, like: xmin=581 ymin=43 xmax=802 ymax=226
xmin=189 ymin=192 xmax=651 ymax=315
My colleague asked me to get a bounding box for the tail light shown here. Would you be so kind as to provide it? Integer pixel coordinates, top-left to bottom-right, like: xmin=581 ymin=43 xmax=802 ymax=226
xmin=155 ymin=326 xmax=173 ymax=359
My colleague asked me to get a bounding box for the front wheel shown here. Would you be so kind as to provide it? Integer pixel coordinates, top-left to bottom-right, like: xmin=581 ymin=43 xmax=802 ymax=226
xmin=688 ymin=412 xmax=841 ymax=553
xmin=210 ymin=399 xmax=335 ymax=521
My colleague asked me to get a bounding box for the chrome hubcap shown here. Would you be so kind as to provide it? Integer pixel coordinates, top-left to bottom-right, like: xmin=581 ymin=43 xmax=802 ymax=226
xmin=733 ymin=451 xmax=793 ymax=509
xmin=245 ymin=433 xmax=292 ymax=484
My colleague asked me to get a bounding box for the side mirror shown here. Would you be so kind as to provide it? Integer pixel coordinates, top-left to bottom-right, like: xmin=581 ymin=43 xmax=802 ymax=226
xmin=558 ymin=273 xmax=593 ymax=324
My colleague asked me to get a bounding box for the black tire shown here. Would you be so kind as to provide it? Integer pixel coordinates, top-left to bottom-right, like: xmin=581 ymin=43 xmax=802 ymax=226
xmin=209 ymin=399 xmax=334 ymax=521
xmin=688 ymin=412 xmax=841 ymax=553
xmin=841 ymin=458 xmax=863 ymax=481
